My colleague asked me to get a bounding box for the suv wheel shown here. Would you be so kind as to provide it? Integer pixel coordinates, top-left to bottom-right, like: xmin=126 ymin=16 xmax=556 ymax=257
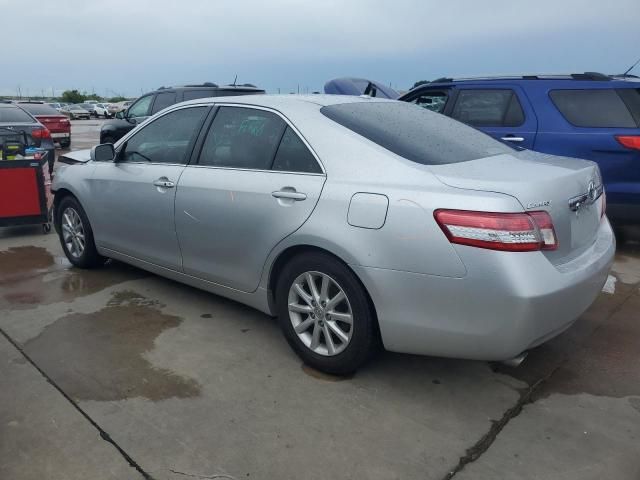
xmin=276 ymin=252 xmax=378 ymax=375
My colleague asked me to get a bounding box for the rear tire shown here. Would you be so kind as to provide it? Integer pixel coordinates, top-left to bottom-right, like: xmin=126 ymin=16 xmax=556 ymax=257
xmin=56 ymin=196 xmax=106 ymax=269
xmin=275 ymin=252 xmax=377 ymax=375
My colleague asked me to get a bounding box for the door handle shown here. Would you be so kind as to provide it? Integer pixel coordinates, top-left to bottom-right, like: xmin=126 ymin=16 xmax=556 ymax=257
xmin=272 ymin=190 xmax=307 ymax=201
xmin=500 ymin=136 xmax=525 ymax=143
xmin=153 ymin=178 xmax=175 ymax=188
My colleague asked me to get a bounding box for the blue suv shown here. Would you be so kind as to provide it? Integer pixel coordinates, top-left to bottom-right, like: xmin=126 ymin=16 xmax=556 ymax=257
xmin=399 ymin=73 xmax=640 ymax=225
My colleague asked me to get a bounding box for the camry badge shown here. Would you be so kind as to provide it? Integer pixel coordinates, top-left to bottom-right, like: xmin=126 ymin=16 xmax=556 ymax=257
xmin=526 ymin=200 xmax=551 ymax=209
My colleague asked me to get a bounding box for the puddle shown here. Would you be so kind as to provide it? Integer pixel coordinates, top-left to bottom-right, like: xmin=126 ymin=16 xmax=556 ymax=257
xmin=301 ymin=364 xmax=352 ymax=382
xmin=0 ymin=246 xmax=146 ymax=310
xmin=23 ymin=291 xmax=201 ymax=401
xmin=0 ymin=246 xmax=55 ymax=279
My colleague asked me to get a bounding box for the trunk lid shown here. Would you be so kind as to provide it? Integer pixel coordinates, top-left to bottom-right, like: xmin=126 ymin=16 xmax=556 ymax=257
xmin=429 ymin=150 xmax=604 ymax=264
xmin=35 ymin=115 xmax=69 ymax=133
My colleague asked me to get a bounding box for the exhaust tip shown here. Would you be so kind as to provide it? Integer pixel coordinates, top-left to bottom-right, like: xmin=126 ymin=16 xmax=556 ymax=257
xmin=501 ymin=351 xmax=528 ymax=368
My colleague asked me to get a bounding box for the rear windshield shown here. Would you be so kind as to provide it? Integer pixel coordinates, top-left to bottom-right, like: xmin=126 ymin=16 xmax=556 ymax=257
xmin=549 ymin=89 xmax=640 ymax=128
xmin=0 ymin=106 xmax=34 ymax=123
xmin=18 ymin=103 xmax=60 ymax=116
xmin=320 ymin=101 xmax=512 ymax=165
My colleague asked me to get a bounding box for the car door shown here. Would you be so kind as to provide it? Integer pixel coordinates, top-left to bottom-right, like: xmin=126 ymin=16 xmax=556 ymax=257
xmin=88 ymin=105 xmax=209 ymax=269
xmin=175 ymin=105 xmax=326 ymax=292
xmin=449 ymin=86 xmax=538 ymax=149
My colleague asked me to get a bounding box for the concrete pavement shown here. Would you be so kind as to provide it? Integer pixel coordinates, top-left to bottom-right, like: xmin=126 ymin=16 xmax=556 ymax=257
xmin=0 ymin=122 xmax=638 ymax=479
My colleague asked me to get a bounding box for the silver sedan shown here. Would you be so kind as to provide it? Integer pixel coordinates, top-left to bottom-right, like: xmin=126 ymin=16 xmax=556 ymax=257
xmin=52 ymin=95 xmax=615 ymax=374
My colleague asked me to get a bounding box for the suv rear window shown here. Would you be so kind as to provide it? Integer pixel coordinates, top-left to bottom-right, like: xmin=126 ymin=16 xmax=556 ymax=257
xmin=0 ymin=106 xmax=34 ymax=123
xmin=321 ymin=101 xmax=512 ymax=165
xmin=17 ymin=103 xmax=60 ymax=116
xmin=549 ymin=89 xmax=639 ymax=128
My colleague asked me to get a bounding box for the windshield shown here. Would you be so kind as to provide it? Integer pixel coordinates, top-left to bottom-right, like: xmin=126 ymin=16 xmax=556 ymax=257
xmin=321 ymin=101 xmax=513 ymax=165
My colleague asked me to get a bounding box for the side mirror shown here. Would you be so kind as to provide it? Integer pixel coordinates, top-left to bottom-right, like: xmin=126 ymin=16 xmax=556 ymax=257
xmin=115 ymin=111 xmax=125 ymax=119
xmin=91 ymin=143 xmax=116 ymax=162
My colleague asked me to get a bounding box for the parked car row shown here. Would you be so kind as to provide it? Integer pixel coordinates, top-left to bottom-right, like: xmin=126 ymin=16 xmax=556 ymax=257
xmin=53 ymin=81 xmax=615 ymax=374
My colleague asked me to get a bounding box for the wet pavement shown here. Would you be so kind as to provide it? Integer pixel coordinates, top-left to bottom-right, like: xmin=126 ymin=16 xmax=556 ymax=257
xmin=0 ymin=122 xmax=639 ymax=479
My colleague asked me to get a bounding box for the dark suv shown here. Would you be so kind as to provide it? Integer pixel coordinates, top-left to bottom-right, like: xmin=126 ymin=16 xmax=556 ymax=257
xmin=100 ymin=83 xmax=265 ymax=144
xmin=400 ymin=73 xmax=640 ymax=225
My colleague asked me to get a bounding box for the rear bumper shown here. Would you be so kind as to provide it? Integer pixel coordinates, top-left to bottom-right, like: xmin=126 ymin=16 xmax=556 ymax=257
xmin=352 ymin=219 xmax=615 ymax=361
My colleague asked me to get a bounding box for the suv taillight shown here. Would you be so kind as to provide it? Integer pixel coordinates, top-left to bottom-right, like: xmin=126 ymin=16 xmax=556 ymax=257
xmin=615 ymin=135 xmax=640 ymax=150
xmin=59 ymin=118 xmax=70 ymax=125
xmin=434 ymin=209 xmax=558 ymax=252
xmin=31 ymin=127 xmax=51 ymax=140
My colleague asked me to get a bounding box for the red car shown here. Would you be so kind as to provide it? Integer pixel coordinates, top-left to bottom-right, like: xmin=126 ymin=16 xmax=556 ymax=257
xmin=16 ymin=102 xmax=71 ymax=148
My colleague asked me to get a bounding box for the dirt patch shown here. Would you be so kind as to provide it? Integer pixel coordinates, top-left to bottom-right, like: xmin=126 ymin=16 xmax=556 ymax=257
xmin=0 ymin=246 xmax=146 ymax=310
xmin=23 ymin=291 xmax=201 ymax=401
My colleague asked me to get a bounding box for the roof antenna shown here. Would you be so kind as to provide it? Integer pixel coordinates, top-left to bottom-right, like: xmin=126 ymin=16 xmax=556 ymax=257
xmin=622 ymin=57 xmax=640 ymax=76
xmin=232 ymin=74 xmax=238 ymax=86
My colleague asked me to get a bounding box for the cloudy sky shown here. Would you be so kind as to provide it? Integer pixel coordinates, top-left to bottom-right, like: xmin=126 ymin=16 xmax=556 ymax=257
xmin=2 ymin=0 xmax=639 ymax=97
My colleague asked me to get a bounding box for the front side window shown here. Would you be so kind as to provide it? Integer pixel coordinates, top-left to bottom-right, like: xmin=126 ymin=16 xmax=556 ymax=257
xmin=272 ymin=127 xmax=322 ymax=173
xmin=549 ymin=89 xmax=638 ymax=128
xmin=120 ymin=107 xmax=207 ymax=164
xmin=410 ymin=90 xmax=449 ymax=113
xmin=151 ymin=92 xmax=177 ymax=114
xmin=198 ymin=107 xmax=285 ymax=169
xmin=451 ymin=89 xmax=524 ymax=127
xmin=127 ymin=95 xmax=153 ymax=118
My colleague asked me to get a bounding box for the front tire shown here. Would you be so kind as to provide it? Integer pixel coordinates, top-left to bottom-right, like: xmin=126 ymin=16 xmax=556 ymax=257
xmin=56 ymin=196 xmax=106 ymax=268
xmin=276 ymin=252 xmax=377 ymax=375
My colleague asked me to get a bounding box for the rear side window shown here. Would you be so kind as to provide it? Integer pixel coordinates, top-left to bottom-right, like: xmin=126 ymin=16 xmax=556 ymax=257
xmin=451 ymin=89 xmax=524 ymax=127
xmin=0 ymin=106 xmax=34 ymax=123
xmin=151 ymin=92 xmax=176 ymax=114
xmin=549 ymin=89 xmax=638 ymax=128
xmin=321 ymin=102 xmax=512 ymax=166
xmin=272 ymin=127 xmax=322 ymax=173
xmin=17 ymin=104 xmax=60 ymax=116
xmin=198 ymin=107 xmax=285 ymax=170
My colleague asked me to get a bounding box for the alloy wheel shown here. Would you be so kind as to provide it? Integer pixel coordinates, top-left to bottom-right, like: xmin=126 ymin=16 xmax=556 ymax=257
xmin=61 ymin=207 xmax=85 ymax=258
xmin=288 ymin=271 xmax=353 ymax=356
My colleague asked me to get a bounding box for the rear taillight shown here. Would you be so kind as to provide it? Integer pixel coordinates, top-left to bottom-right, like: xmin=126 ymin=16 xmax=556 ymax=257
xmin=59 ymin=118 xmax=70 ymax=125
xmin=615 ymin=135 xmax=640 ymax=150
xmin=434 ymin=209 xmax=558 ymax=252
xmin=31 ymin=127 xmax=51 ymax=140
